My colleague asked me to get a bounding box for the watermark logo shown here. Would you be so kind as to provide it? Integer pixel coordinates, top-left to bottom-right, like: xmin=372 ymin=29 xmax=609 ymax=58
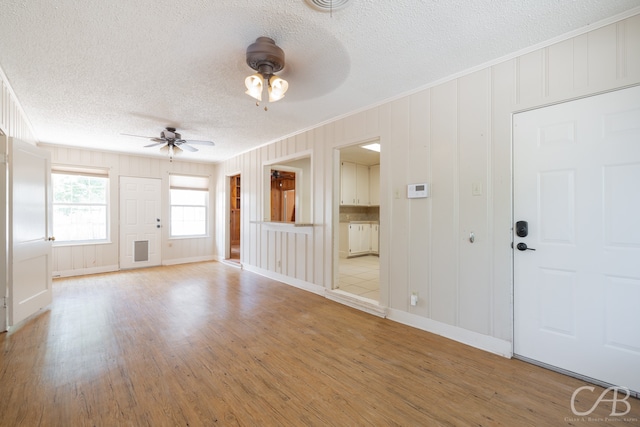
xmin=570 ymin=385 xmax=632 ymax=417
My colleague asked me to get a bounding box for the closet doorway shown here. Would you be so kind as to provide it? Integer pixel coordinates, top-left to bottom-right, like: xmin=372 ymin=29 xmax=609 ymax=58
xmin=229 ymin=174 xmax=241 ymax=262
xmin=336 ymin=142 xmax=380 ymax=301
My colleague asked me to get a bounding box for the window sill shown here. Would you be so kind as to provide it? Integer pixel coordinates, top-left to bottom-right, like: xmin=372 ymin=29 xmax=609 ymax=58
xmin=169 ymin=235 xmax=211 ymax=240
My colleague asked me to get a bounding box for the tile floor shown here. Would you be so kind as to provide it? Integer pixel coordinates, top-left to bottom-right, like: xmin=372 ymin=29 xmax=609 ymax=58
xmin=337 ymin=255 xmax=380 ymax=301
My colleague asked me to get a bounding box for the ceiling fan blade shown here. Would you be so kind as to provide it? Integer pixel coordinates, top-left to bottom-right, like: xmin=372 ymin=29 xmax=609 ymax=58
xmin=121 ymin=133 xmax=156 ymax=139
xmin=183 ymin=139 xmax=215 ymax=146
xmin=144 ymin=141 xmax=166 ymax=148
xmin=176 ymin=142 xmax=198 ymax=152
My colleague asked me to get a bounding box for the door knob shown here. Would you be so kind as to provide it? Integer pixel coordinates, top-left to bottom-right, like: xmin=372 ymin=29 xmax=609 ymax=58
xmin=47 ymin=236 xmax=56 ymax=241
xmin=516 ymin=242 xmax=535 ymax=251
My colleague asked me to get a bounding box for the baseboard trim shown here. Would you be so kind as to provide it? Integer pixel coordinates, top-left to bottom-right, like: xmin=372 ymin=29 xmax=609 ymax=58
xmin=386 ymin=308 xmax=513 ymax=358
xmin=162 ymin=255 xmax=216 ymax=266
xmin=53 ymin=265 xmax=119 ymax=278
xmin=242 ymin=265 xmax=325 ymax=296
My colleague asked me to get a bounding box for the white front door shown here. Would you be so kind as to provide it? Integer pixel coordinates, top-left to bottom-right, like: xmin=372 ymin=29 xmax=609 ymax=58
xmin=7 ymin=138 xmax=53 ymax=327
xmin=514 ymin=85 xmax=640 ymax=393
xmin=119 ymin=177 xmax=162 ymax=269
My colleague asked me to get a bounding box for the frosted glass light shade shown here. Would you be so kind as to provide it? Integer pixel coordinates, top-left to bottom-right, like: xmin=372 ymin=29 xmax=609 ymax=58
xmin=245 ymin=73 xmax=264 ymax=101
xmin=268 ymin=75 xmax=288 ymax=102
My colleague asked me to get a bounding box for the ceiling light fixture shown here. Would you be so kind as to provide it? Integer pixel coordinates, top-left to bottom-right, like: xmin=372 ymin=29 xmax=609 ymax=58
xmin=245 ymin=37 xmax=288 ymax=110
xmin=361 ymin=143 xmax=381 ymax=152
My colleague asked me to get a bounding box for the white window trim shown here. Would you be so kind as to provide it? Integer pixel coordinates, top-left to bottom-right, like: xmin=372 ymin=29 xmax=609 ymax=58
xmin=52 ymin=167 xmax=110 ymax=245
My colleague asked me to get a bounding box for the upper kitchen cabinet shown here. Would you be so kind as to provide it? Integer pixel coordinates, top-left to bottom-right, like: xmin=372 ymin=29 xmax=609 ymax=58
xmin=341 ymin=161 xmax=381 ymax=206
xmin=369 ymin=164 xmax=380 ymax=206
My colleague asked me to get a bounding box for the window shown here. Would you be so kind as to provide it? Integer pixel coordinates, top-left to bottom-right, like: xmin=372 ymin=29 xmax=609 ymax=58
xmin=52 ymin=168 xmax=109 ymax=243
xmin=170 ymin=174 xmax=209 ymax=237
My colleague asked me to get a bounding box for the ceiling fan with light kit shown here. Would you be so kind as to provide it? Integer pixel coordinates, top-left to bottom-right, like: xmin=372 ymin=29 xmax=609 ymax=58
xmin=122 ymin=127 xmax=214 ymax=159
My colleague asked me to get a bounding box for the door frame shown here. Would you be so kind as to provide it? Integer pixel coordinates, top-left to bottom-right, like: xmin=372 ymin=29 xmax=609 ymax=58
xmin=330 ymin=138 xmax=385 ymax=312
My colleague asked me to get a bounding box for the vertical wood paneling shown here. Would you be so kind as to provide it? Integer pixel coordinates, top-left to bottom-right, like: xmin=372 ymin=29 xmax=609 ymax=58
xmin=491 ymin=60 xmax=516 ymax=342
xmin=387 ymin=98 xmax=410 ymax=310
xmin=304 ymin=233 xmax=313 ymax=283
xmin=457 ymin=69 xmax=491 ymax=335
xmin=287 ymin=232 xmax=296 ymax=277
xmin=572 ymin=34 xmax=589 ymax=90
xmin=547 ymin=39 xmax=574 ymax=99
xmin=429 ymin=80 xmax=458 ymax=325
xmin=517 ymin=50 xmax=544 ymax=105
xmin=627 ymin=15 xmax=640 ymax=80
xmin=407 ymin=91 xmax=431 ymax=317
xmin=294 ymin=233 xmax=304 ymax=281
xmin=588 ymin=24 xmax=618 ymax=88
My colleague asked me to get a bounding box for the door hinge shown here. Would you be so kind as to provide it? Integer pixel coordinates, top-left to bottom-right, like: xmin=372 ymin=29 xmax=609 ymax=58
xmin=0 ymin=153 xmax=7 ymax=164
xmin=1 ymin=296 xmax=6 ymax=309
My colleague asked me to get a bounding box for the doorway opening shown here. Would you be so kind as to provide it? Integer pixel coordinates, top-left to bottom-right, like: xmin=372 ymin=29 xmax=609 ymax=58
xmin=229 ymin=174 xmax=241 ymax=263
xmin=334 ymin=142 xmax=380 ymax=302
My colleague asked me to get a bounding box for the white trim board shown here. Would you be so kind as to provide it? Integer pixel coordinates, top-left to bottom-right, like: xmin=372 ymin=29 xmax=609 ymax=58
xmin=387 ymin=308 xmax=513 ymax=358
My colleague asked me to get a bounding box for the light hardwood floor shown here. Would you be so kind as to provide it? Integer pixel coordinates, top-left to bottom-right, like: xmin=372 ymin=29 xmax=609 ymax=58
xmin=1 ymin=262 xmax=637 ymax=426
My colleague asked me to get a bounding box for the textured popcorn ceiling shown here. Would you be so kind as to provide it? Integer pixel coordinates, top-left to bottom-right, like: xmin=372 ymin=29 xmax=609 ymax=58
xmin=0 ymin=1 xmax=638 ymax=163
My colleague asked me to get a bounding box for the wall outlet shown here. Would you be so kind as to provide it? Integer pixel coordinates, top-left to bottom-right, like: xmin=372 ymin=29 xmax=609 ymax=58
xmin=410 ymin=292 xmax=418 ymax=306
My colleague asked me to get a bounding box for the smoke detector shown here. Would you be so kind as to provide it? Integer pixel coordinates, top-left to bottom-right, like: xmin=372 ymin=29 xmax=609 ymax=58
xmin=304 ymin=0 xmax=352 ymax=12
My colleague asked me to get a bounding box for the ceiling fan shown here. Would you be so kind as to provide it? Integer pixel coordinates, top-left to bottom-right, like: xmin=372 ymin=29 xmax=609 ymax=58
xmin=123 ymin=127 xmax=215 ymax=157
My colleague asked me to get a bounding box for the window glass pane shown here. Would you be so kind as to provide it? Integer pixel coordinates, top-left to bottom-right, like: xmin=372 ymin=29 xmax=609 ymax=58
xmin=170 ymin=188 xmax=208 ymax=237
xmin=53 ymin=205 xmax=107 ymax=241
xmin=52 ymin=173 xmax=108 ymax=242
xmin=171 ymin=206 xmax=206 ymax=236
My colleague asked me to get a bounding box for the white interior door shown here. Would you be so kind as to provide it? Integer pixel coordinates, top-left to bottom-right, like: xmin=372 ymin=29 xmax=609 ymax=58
xmin=514 ymin=85 xmax=640 ymax=393
xmin=119 ymin=176 xmax=161 ymax=269
xmin=7 ymin=138 xmax=53 ymax=327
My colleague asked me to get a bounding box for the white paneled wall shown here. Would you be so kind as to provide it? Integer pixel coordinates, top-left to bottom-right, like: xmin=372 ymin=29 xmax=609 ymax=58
xmin=214 ymin=14 xmax=640 ymax=354
xmin=0 ymin=69 xmax=37 ymax=142
xmin=42 ymin=145 xmax=216 ymax=277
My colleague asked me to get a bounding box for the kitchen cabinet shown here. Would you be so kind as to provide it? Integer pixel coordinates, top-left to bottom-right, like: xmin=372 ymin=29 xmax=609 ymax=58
xmin=348 ymin=223 xmax=369 ymax=255
xmin=346 ymin=222 xmax=379 ymax=257
xmin=371 ymin=224 xmax=379 ymax=254
xmin=340 ymin=161 xmax=371 ymax=206
xmin=355 ymin=163 xmax=370 ymax=206
xmin=369 ymin=164 xmax=380 ymax=206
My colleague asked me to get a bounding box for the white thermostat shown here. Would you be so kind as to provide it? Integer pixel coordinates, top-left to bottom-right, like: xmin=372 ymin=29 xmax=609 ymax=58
xmin=407 ymin=183 xmax=430 ymax=198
